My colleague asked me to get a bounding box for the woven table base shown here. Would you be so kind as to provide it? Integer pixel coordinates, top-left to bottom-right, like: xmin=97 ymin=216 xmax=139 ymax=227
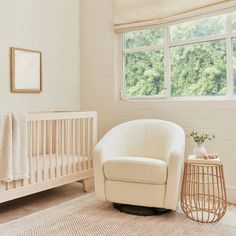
xmin=181 ymin=159 xmax=227 ymax=223
xmin=113 ymin=203 xmax=171 ymax=216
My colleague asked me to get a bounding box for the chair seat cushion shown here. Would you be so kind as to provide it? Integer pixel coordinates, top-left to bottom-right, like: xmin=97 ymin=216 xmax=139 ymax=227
xmin=103 ymin=156 xmax=167 ymax=184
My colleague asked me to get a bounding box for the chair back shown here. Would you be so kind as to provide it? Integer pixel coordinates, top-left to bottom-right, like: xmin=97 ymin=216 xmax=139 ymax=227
xmin=107 ymin=119 xmax=184 ymax=161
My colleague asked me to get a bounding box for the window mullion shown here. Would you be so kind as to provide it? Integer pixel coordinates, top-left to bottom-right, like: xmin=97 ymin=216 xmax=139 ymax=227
xmin=226 ymin=14 xmax=234 ymax=96
xmin=120 ymin=33 xmax=126 ymax=99
xmin=169 ymin=34 xmax=227 ymax=48
xmin=123 ymin=45 xmax=164 ymax=54
xmin=164 ymin=25 xmax=171 ymax=98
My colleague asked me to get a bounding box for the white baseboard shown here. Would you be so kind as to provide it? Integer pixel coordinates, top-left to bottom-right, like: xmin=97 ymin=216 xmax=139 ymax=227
xmin=227 ymin=185 xmax=236 ymax=204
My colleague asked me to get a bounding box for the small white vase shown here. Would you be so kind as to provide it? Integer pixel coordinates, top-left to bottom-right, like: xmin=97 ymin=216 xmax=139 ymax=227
xmin=193 ymin=143 xmax=207 ymax=158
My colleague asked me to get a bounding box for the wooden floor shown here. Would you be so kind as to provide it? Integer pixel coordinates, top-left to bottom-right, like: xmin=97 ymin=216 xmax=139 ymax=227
xmin=0 ymin=182 xmax=89 ymax=224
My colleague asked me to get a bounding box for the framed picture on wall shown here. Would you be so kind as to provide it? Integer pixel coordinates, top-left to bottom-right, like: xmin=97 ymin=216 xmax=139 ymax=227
xmin=10 ymin=47 xmax=42 ymax=93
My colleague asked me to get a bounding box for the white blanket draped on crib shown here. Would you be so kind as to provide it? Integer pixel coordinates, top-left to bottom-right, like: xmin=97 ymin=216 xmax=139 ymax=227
xmin=0 ymin=112 xmax=29 ymax=182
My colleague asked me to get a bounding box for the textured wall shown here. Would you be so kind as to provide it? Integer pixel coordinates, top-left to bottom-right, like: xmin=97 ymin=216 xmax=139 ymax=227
xmin=80 ymin=0 xmax=236 ymax=203
xmin=0 ymin=0 xmax=80 ymax=112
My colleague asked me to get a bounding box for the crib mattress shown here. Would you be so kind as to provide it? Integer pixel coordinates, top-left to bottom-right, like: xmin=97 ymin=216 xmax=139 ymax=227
xmin=31 ymin=154 xmax=88 ymax=170
xmin=0 ymin=154 xmax=91 ymax=191
xmin=29 ymin=154 xmax=91 ymax=182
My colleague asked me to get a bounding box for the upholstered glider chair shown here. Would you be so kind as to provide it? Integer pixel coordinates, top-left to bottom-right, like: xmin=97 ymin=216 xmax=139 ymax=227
xmin=93 ymin=119 xmax=185 ymax=212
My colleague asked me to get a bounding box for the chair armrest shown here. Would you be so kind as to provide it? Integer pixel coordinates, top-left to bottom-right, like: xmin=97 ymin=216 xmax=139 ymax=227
xmin=93 ymin=132 xmax=125 ymax=201
xmin=93 ymin=145 xmax=106 ymax=201
xmin=164 ymin=145 xmax=185 ymax=210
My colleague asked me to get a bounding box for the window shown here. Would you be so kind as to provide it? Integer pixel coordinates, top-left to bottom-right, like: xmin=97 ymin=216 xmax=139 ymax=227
xmin=121 ymin=11 xmax=236 ymax=99
xmin=123 ymin=27 xmax=165 ymax=97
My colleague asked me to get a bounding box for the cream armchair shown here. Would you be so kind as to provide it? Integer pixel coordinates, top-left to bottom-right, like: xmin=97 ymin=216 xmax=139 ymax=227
xmin=93 ymin=119 xmax=185 ymax=210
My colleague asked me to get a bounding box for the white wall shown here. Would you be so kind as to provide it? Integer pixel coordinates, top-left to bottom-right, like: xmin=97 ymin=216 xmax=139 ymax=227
xmin=0 ymin=0 xmax=80 ymax=112
xmin=80 ymin=0 xmax=236 ymax=203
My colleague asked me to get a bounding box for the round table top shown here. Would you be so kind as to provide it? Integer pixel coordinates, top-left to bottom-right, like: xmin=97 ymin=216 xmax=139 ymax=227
xmin=186 ymin=155 xmax=222 ymax=165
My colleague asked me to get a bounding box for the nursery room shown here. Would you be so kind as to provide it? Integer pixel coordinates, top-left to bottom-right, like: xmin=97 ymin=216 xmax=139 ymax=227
xmin=0 ymin=0 xmax=236 ymax=235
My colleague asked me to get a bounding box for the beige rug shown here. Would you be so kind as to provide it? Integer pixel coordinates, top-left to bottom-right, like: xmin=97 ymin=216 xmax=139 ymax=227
xmin=1 ymin=193 xmax=236 ymax=236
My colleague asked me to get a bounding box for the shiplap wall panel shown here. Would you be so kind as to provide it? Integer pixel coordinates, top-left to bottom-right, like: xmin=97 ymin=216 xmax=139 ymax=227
xmin=0 ymin=0 xmax=80 ymax=112
xmin=80 ymin=0 xmax=236 ymax=203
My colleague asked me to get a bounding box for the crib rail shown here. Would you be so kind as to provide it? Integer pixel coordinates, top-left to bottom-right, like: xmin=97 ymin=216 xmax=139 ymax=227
xmin=0 ymin=111 xmax=97 ymax=197
xmin=27 ymin=111 xmax=97 ymax=121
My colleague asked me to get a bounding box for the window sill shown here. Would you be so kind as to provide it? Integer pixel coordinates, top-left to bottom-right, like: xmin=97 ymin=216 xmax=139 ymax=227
xmin=120 ymin=95 xmax=236 ymax=102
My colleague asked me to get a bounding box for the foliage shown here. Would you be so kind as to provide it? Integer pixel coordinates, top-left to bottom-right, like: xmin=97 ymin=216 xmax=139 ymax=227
xmin=170 ymin=15 xmax=225 ymax=42
xmin=188 ymin=130 xmax=215 ymax=144
xmin=125 ymin=51 xmax=164 ymax=96
xmin=170 ymin=40 xmax=226 ymax=97
xmin=124 ymin=28 xmax=164 ymax=49
xmin=124 ymin=15 xmax=229 ymax=97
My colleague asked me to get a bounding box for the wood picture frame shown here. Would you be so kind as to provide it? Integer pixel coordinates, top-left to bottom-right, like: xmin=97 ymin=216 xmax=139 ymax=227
xmin=10 ymin=47 xmax=42 ymax=93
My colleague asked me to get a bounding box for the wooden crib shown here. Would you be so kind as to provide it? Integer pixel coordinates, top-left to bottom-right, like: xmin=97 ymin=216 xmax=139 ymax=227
xmin=0 ymin=111 xmax=97 ymax=203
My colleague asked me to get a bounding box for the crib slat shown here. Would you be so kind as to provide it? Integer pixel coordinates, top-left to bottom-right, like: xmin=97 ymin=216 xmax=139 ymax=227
xmin=43 ymin=120 xmax=46 ymax=181
xmin=61 ymin=120 xmax=65 ymax=176
xmin=82 ymin=119 xmax=86 ymax=158
xmin=66 ymin=120 xmax=70 ymax=175
xmin=71 ymin=119 xmax=75 ymax=173
xmin=36 ymin=121 xmax=40 ymax=183
xmin=85 ymin=118 xmax=89 ymax=170
xmin=92 ymin=115 xmax=97 ymax=168
xmin=76 ymin=119 xmax=81 ymax=172
xmin=83 ymin=118 xmax=87 ymax=170
xmin=49 ymin=120 xmax=53 ymax=179
xmin=82 ymin=119 xmax=86 ymax=170
xmin=80 ymin=119 xmax=83 ymax=171
xmin=59 ymin=120 xmax=61 ymax=176
xmin=55 ymin=120 xmax=59 ymax=178
xmin=29 ymin=121 xmax=33 ymax=184
xmin=87 ymin=118 xmax=92 ymax=169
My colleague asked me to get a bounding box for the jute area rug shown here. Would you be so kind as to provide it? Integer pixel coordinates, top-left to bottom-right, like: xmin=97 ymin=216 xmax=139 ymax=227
xmin=0 ymin=193 xmax=236 ymax=236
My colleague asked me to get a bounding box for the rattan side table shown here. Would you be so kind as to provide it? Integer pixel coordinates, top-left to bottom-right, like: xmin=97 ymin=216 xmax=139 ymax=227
xmin=181 ymin=156 xmax=227 ymax=223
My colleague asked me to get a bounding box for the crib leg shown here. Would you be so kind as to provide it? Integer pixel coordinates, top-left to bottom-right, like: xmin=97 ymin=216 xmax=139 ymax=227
xmin=81 ymin=178 xmax=94 ymax=192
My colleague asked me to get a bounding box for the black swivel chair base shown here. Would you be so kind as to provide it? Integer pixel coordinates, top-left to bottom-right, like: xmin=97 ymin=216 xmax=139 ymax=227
xmin=113 ymin=203 xmax=171 ymax=216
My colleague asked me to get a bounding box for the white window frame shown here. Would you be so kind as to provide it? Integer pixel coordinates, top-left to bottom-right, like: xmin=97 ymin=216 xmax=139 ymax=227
xmin=119 ymin=8 xmax=236 ymax=100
